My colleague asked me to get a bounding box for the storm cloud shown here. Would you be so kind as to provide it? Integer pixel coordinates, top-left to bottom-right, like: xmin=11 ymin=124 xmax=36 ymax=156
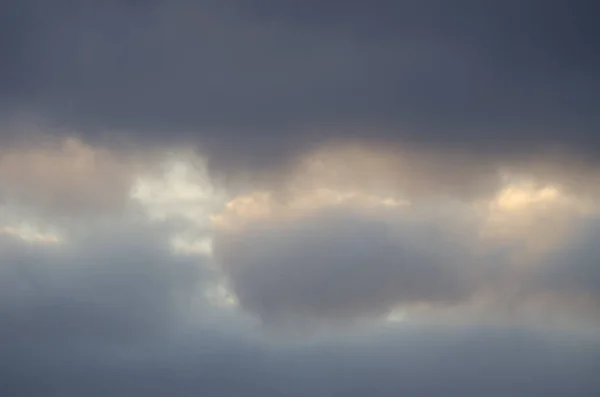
xmin=1 ymin=0 xmax=599 ymax=174
xmin=1 ymin=1 xmax=600 ymax=396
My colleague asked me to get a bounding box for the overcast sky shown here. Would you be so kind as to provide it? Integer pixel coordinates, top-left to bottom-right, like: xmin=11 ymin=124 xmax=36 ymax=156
xmin=1 ymin=1 xmax=600 ymax=396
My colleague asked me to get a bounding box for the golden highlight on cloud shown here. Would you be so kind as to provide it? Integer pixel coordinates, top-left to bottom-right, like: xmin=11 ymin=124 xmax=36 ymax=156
xmin=0 ymin=138 xmax=136 ymax=216
xmin=479 ymin=178 xmax=599 ymax=258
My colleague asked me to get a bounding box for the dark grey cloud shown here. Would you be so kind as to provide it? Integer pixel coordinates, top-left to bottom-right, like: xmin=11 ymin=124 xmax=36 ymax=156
xmin=213 ymin=204 xmax=600 ymax=327
xmin=215 ymin=207 xmax=477 ymax=325
xmin=1 ymin=0 xmax=599 ymax=174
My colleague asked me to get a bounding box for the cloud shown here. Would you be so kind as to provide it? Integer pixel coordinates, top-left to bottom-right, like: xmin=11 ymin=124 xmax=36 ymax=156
xmin=130 ymin=152 xmax=227 ymax=224
xmin=0 ymin=218 xmax=204 ymax=348
xmin=1 ymin=0 xmax=599 ymax=176
xmin=1 ymin=136 xmax=596 ymax=330
xmin=214 ymin=206 xmax=477 ymax=325
xmin=1 ymin=2 xmax=600 ymax=395
xmin=524 ymin=220 xmax=600 ymax=318
xmin=1 ymin=319 xmax=599 ymax=396
xmin=0 ymin=146 xmax=597 ymax=396
xmin=0 ymin=138 xmax=138 ymax=216
xmin=1 ymin=215 xmax=599 ymax=397
xmin=211 ymin=175 xmax=600 ymax=328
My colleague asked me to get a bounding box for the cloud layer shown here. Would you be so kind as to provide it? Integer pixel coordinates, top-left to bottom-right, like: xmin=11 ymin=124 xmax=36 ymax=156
xmin=2 ymin=1 xmax=600 ymax=395
xmin=2 ymin=0 xmax=599 ymax=175
xmin=0 ymin=214 xmax=598 ymax=396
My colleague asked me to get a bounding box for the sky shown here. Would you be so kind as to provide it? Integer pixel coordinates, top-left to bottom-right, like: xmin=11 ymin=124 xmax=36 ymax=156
xmin=1 ymin=1 xmax=600 ymax=395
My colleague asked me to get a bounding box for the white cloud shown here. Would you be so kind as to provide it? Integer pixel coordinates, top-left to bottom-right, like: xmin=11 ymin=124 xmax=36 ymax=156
xmin=130 ymin=153 xmax=227 ymax=224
